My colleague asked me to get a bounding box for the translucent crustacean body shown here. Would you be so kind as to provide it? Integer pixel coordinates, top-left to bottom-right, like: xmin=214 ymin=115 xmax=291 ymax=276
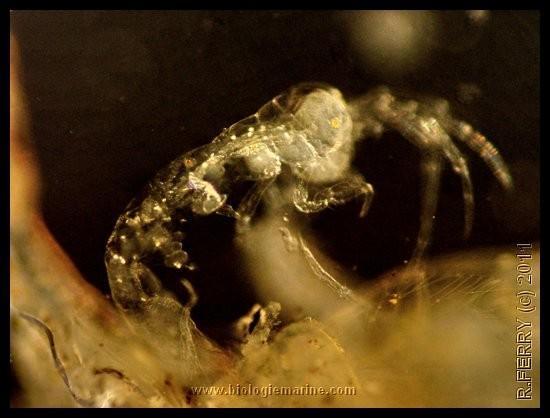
xmin=105 ymin=82 xmax=512 ymax=327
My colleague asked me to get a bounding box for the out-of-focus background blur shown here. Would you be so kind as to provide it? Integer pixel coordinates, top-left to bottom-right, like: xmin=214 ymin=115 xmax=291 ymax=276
xmin=10 ymin=10 xmax=539 ymax=335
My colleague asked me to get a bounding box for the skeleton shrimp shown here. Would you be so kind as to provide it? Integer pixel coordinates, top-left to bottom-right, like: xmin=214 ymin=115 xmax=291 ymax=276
xmin=105 ymin=82 xmax=512 ymax=333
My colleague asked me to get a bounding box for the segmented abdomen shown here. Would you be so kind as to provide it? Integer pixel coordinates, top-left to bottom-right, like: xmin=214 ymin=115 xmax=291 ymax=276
xmin=105 ymin=168 xmax=195 ymax=311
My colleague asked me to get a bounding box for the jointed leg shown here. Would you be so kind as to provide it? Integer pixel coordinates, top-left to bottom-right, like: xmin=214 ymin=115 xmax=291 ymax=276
xmin=106 ymin=255 xmax=202 ymax=371
xmin=430 ymin=100 xmax=513 ymax=190
xmin=290 ymin=174 xmax=374 ymax=301
xmin=411 ymin=153 xmax=442 ymax=263
xmin=440 ymin=142 xmax=475 ymax=239
xmin=297 ymin=234 xmax=360 ymax=302
xmin=235 ymin=177 xmax=277 ymax=234
xmin=106 ymin=254 xmax=160 ymax=313
xmin=293 ymin=174 xmax=375 ymax=218
xmin=368 ymin=90 xmax=475 ymax=240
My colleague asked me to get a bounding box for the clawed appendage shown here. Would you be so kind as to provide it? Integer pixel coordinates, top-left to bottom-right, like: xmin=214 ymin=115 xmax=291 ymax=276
xmin=105 ymin=82 xmax=513 ymax=328
xmin=293 ymin=175 xmax=375 ymax=218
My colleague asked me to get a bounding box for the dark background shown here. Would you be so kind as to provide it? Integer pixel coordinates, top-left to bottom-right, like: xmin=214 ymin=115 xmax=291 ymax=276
xmin=11 ymin=11 xmax=540 ymax=336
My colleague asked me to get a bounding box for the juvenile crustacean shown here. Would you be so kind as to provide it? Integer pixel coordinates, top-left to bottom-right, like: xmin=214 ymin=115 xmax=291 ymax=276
xmin=105 ymin=82 xmax=512 ymax=328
